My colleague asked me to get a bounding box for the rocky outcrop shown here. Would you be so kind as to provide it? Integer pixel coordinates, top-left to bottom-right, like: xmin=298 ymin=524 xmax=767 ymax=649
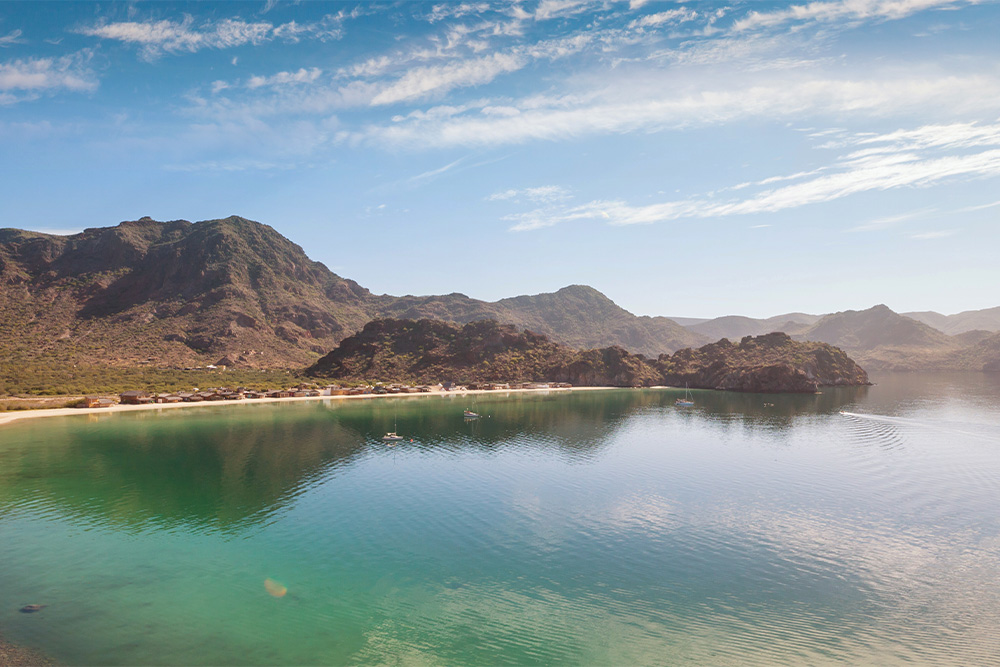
xmin=308 ymin=321 xmax=870 ymax=393
xmin=657 ymin=333 xmax=869 ymax=392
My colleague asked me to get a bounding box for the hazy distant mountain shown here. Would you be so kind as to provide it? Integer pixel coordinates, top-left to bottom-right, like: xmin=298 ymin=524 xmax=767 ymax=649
xmin=0 ymin=217 xmax=705 ymax=369
xmin=948 ymin=331 xmax=1000 ymax=371
xmin=790 ymin=304 xmax=980 ymax=371
xmin=797 ymin=304 xmax=952 ymax=351
xmin=496 ymin=285 xmax=708 ymax=355
xmin=376 ymin=284 xmax=707 ymax=357
xmin=684 ymin=313 xmax=820 ymax=341
xmin=903 ymin=307 xmax=1000 ymax=335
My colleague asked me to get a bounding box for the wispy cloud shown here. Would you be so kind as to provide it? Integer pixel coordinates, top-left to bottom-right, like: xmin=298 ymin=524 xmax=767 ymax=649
xmin=407 ymin=157 xmax=465 ymax=185
xmin=203 ymin=31 xmax=596 ymax=116
xmin=504 ymin=121 xmax=1000 ymax=231
xmin=628 ymin=8 xmax=700 ymax=30
xmin=956 ymin=199 xmax=1000 ymax=213
xmin=0 ymin=51 xmax=97 ymax=104
xmin=732 ymin=0 xmax=982 ymax=33
xmin=425 ymin=3 xmax=492 ymax=23
xmin=371 ymin=51 xmax=528 ymax=105
xmin=0 ymin=29 xmax=24 ymax=47
xmin=910 ymin=229 xmax=957 ymax=240
xmin=849 ymin=209 xmax=934 ymax=232
xmin=533 ymin=0 xmax=602 ymax=21
xmin=350 ymin=72 xmax=1000 ymax=149
xmin=76 ymin=15 xmax=346 ymax=60
xmin=487 ymin=185 xmax=572 ymax=202
xmin=246 ymin=67 xmax=322 ymax=90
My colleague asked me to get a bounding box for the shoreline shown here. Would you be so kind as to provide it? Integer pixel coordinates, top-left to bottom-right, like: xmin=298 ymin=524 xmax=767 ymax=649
xmin=0 ymin=635 xmax=52 ymax=667
xmin=0 ymin=385 xmax=622 ymax=428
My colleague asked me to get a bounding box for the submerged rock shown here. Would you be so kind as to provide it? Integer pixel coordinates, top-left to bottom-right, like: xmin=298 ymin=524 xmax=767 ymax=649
xmin=19 ymin=604 xmax=46 ymax=613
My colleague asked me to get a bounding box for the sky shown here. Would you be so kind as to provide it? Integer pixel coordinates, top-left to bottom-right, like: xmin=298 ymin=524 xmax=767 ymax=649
xmin=1 ymin=0 xmax=999 ymax=319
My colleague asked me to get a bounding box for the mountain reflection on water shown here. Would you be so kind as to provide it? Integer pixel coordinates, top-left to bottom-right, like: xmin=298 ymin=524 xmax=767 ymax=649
xmin=0 ymin=387 xmax=865 ymax=533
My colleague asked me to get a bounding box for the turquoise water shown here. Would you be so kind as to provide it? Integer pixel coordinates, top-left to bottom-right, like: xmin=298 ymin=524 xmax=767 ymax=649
xmin=2 ymin=375 xmax=1000 ymax=665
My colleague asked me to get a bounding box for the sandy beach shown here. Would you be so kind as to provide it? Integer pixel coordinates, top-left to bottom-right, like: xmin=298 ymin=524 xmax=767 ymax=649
xmin=0 ymin=386 xmax=620 ymax=428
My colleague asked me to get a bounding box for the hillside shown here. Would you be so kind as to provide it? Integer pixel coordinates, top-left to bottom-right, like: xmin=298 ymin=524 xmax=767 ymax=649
xmin=2 ymin=216 xmax=995 ymax=377
xmin=684 ymin=313 xmax=818 ymax=341
xmin=306 ymin=319 xmax=870 ymax=392
xmin=378 ymin=285 xmax=707 ymax=356
xmin=0 ymin=216 xmax=373 ymax=368
xmin=904 ymin=307 xmax=1000 ymax=335
xmin=797 ymin=304 xmax=953 ymax=351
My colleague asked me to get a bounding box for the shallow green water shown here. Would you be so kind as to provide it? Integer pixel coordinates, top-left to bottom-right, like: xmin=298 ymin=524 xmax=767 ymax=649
xmin=2 ymin=375 xmax=1000 ymax=665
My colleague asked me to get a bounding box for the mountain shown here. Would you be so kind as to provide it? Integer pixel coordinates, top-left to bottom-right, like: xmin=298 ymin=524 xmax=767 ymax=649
xmin=796 ymin=304 xmax=953 ymax=351
xmin=791 ymin=304 xmax=971 ymax=371
xmin=0 ymin=216 xmax=373 ymax=368
xmin=684 ymin=313 xmax=819 ymax=341
xmin=306 ymin=319 xmax=870 ymax=393
xmin=0 ymin=216 xmax=704 ymax=371
xmin=950 ymin=332 xmax=1000 ymax=372
xmin=903 ymin=307 xmax=1000 ymax=335
xmin=677 ymin=304 xmax=1000 ymax=371
xmin=377 ymin=284 xmax=708 ymax=356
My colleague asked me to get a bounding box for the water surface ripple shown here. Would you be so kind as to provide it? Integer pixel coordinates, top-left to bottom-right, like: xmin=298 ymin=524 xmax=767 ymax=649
xmin=2 ymin=375 xmax=1000 ymax=665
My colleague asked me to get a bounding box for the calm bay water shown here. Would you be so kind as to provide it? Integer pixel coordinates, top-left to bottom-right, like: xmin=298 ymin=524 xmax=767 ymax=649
xmin=2 ymin=373 xmax=1000 ymax=665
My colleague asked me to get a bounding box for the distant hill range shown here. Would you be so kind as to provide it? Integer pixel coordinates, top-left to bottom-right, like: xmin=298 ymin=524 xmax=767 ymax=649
xmin=306 ymin=319 xmax=869 ymax=393
xmin=1 ymin=215 xmax=996 ymax=373
xmin=0 ymin=216 xmax=703 ymax=369
xmin=671 ymin=304 xmax=1000 ymax=371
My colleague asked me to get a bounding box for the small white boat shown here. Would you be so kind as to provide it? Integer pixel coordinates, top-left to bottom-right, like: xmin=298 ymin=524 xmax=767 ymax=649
xmin=463 ymin=410 xmax=480 ymax=419
xmin=382 ymin=432 xmax=404 ymax=442
xmin=675 ymin=383 xmax=695 ymax=407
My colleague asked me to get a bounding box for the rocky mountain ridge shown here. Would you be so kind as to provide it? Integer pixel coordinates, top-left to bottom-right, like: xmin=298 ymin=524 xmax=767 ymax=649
xmin=1 ymin=215 xmax=996 ymax=373
xmin=306 ymin=319 xmax=870 ymax=393
xmin=0 ymin=216 xmax=704 ymax=369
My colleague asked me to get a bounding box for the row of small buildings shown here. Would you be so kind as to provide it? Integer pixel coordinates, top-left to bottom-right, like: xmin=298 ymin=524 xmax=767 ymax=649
xmin=78 ymin=381 xmax=573 ymax=408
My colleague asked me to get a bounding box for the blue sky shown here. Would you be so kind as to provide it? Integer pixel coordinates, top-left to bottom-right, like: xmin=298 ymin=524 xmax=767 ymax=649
xmin=1 ymin=0 xmax=998 ymax=318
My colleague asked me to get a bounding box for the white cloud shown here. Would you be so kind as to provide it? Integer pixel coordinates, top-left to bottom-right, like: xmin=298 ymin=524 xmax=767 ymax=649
xmin=504 ymin=121 xmax=1000 ymax=230
xmin=488 ymin=185 xmax=572 ymax=202
xmin=246 ymin=67 xmax=322 ymax=90
xmin=351 ymin=72 xmax=1000 ymax=149
xmin=533 ymin=0 xmax=600 ymax=21
xmin=732 ymin=0 xmax=981 ymax=33
xmin=426 ymin=3 xmax=492 ymax=23
xmin=0 ymin=29 xmax=24 ymax=47
xmin=0 ymin=52 xmax=97 ymax=104
xmin=206 ymin=30 xmax=595 ymax=116
xmin=628 ymin=8 xmax=700 ymax=30
xmin=371 ymin=51 xmax=527 ymax=105
xmin=76 ymin=15 xmax=345 ymax=60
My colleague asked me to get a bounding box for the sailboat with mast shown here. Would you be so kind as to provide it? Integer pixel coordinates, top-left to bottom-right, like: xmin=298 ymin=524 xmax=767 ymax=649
xmin=675 ymin=383 xmax=695 ymax=407
xmin=383 ymin=406 xmax=404 ymax=441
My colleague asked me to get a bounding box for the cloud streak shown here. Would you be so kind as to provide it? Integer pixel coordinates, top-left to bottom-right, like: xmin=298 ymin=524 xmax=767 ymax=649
xmin=504 ymin=121 xmax=1000 ymax=230
xmin=731 ymin=0 xmax=983 ymax=32
xmin=349 ymin=72 xmax=1000 ymax=149
xmin=77 ymin=15 xmax=346 ymax=60
xmin=0 ymin=51 xmax=97 ymax=104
